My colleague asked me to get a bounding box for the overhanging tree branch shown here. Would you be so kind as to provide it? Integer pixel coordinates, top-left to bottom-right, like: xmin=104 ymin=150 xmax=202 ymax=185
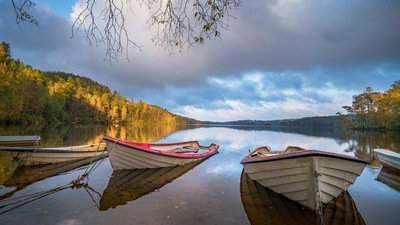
xmin=72 ymin=0 xmax=141 ymax=62
xmin=11 ymin=0 xmax=39 ymax=25
xmin=11 ymin=0 xmax=242 ymax=62
xmin=149 ymin=0 xmax=241 ymax=53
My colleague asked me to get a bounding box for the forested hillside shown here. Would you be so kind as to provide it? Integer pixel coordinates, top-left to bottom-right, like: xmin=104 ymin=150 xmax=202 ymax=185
xmin=0 ymin=42 xmax=198 ymax=126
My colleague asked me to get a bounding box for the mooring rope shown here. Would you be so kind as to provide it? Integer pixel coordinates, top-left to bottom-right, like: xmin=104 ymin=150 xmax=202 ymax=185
xmin=314 ymin=170 xmax=325 ymax=225
xmin=71 ymin=142 xmax=108 ymax=184
xmin=0 ymin=183 xmax=71 ymax=215
xmin=82 ymin=185 xmax=102 ymax=209
xmin=0 ymin=142 xmax=111 ymax=215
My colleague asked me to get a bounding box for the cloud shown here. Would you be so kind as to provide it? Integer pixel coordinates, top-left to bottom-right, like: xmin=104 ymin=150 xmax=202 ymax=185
xmin=0 ymin=0 xmax=399 ymax=122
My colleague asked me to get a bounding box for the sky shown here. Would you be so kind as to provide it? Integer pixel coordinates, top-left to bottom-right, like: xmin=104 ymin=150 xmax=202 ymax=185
xmin=0 ymin=0 xmax=399 ymax=122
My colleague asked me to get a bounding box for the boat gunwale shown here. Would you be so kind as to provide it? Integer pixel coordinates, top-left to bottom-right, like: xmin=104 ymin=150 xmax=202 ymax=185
xmin=0 ymin=144 xmax=106 ymax=153
xmin=103 ymin=136 xmax=219 ymax=159
xmin=374 ymin=148 xmax=400 ymax=158
xmin=241 ymin=148 xmax=369 ymax=165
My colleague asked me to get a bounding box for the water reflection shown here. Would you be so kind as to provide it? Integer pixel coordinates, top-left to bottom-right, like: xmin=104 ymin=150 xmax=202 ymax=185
xmin=3 ymin=157 xmax=104 ymax=191
xmin=0 ymin=125 xmax=399 ymax=225
xmin=100 ymin=160 xmax=205 ymax=210
xmin=0 ymin=157 xmax=106 ymax=213
xmin=0 ymin=124 xmax=189 ymax=148
xmin=240 ymin=171 xmax=366 ymax=225
xmin=376 ymin=167 xmax=400 ymax=191
xmin=0 ymin=151 xmax=19 ymax=186
xmin=168 ymin=127 xmax=367 ymax=157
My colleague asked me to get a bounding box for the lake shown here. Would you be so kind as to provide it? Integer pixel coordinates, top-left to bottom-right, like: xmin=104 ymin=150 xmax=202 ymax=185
xmin=0 ymin=125 xmax=399 ymax=225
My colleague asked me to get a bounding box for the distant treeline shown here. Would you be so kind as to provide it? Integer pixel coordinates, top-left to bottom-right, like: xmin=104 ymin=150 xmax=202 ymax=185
xmin=202 ymin=116 xmax=344 ymax=128
xmin=0 ymin=42 xmax=198 ymax=126
xmin=203 ymin=80 xmax=400 ymax=131
xmin=266 ymin=116 xmax=345 ymax=128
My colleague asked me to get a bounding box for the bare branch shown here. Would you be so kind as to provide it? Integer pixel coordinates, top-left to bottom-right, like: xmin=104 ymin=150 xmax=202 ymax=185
xmin=149 ymin=0 xmax=241 ymax=54
xmin=11 ymin=0 xmax=242 ymax=62
xmin=72 ymin=0 xmax=141 ymax=62
xmin=11 ymin=0 xmax=39 ymax=25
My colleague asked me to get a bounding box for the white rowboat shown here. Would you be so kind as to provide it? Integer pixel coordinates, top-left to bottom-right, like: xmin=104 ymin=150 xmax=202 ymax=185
xmin=103 ymin=136 xmax=219 ymax=170
xmin=240 ymin=146 xmax=368 ymax=212
xmin=374 ymin=148 xmax=400 ymax=172
xmin=0 ymin=143 xmax=107 ymax=166
xmin=240 ymin=171 xmax=366 ymax=225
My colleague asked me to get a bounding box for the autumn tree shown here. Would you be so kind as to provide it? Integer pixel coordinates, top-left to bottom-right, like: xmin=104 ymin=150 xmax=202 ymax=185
xmin=1 ymin=42 xmax=199 ymax=125
xmin=342 ymin=82 xmax=400 ymax=131
xmin=385 ymin=81 xmax=400 ymax=129
xmin=0 ymin=42 xmax=52 ymax=124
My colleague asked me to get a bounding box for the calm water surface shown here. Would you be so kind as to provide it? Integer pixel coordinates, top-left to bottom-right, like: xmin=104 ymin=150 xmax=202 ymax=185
xmin=0 ymin=126 xmax=399 ymax=225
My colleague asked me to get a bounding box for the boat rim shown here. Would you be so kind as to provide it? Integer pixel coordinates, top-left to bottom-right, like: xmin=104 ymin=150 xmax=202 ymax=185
xmin=103 ymin=136 xmax=219 ymax=159
xmin=241 ymin=149 xmax=369 ymax=165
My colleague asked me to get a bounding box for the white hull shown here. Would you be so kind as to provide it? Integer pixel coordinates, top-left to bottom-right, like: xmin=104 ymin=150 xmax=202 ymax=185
xmin=374 ymin=149 xmax=400 ymax=172
xmin=241 ymin=147 xmax=368 ymax=211
xmin=4 ymin=143 xmax=107 ymax=166
xmin=240 ymin=171 xmax=366 ymax=225
xmin=104 ymin=137 xmax=218 ymax=170
xmin=16 ymin=151 xmax=107 ymax=166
